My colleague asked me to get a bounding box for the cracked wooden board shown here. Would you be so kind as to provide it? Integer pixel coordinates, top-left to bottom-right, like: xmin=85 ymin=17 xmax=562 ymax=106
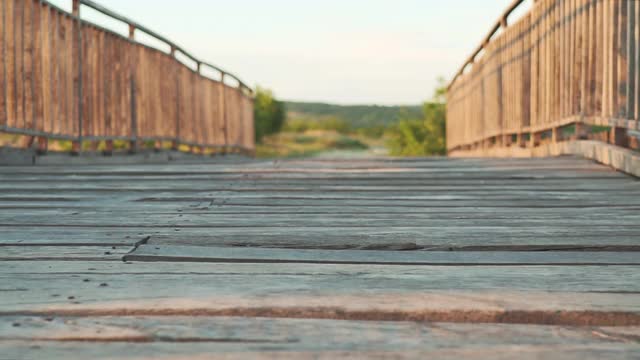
xmin=1 ymin=317 xmax=639 ymax=359
xmin=3 ymin=225 xmax=639 ymax=248
xmin=123 ymin=246 xmax=640 ymax=265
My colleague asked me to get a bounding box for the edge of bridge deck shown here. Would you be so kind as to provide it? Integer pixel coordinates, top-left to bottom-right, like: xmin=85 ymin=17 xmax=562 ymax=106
xmin=0 ymin=147 xmax=254 ymax=166
xmin=449 ymin=140 xmax=640 ymax=178
xmin=3 ymin=140 xmax=638 ymax=181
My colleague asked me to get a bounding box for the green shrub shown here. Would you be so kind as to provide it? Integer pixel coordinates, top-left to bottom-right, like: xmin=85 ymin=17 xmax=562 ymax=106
xmin=283 ymin=117 xmax=351 ymax=134
xmin=385 ymin=79 xmax=447 ymax=156
xmin=254 ymin=87 xmax=285 ymax=143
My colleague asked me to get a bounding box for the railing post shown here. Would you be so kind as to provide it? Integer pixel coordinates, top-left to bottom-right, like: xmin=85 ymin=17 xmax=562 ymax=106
xmin=128 ymin=23 xmax=138 ymax=154
xmin=529 ymin=131 xmax=540 ymax=148
xmin=502 ymin=134 xmax=512 ymax=147
xmin=551 ymin=127 xmax=560 ymax=144
xmin=71 ymin=0 xmax=82 ymax=155
xmin=170 ymin=46 xmax=179 ymax=151
xmin=188 ymin=62 xmax=202 ymax=154
xmin=610 ymin=127 xmax=629 ymax=147
xmin=516 ymin=133 xmax=525 ymax=148
xmin=574 ymin=122 xmax=588 ymax=140
xmin=220 ymin=72 xmax=228 ymax=155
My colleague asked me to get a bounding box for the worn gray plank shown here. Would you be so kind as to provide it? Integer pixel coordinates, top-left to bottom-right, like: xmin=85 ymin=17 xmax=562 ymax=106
xmin=1 ymin=317 xmax=639 ymax=360
xmin=5 ymin=213 xmax=640 ymax=228
xmin=2 ymin=262 xmax=640 ymax=323
xmin=2 ymin=225 xmax=639 ymax=248
xmin=0 ymin=246 xmax=132 ymax=261
xmin=124 ymin=246 xmax=640 ymax=265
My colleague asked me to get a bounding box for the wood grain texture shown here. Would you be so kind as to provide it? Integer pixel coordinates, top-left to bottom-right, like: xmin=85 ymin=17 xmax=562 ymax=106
xmin=1 ymin=317 xmax=639 ymax=359
xmin=2 ymin=260 xmax=640 ymax=325
xmin=123 ymin=246 xmax=640 ymax=265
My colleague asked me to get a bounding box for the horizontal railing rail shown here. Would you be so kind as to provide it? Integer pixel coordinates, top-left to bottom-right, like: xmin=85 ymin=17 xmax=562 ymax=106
xmin=78 ymin=0 xmax=251 ymax=93
xmin=447 ymin=0 xmax=639 ymax=155
xmin=0 ymin=0 xmax=255 ymax=155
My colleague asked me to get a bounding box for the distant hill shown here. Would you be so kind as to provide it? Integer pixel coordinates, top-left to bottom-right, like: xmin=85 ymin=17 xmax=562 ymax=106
xmin=285 ymin=101 xmax=423 ymax=129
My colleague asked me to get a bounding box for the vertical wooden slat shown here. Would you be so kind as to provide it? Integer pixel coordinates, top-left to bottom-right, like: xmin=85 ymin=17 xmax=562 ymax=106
xmin=53 ymin=10 xmax=62 ymax=136
xmin=42 ymin=6 xmax=51 ymax=134
xmin=545 ymin=0 xmax=551 ymax=127
xmin=32 ymin=0 xmax=43 ymax=134
xmin=573 ymin=0 xmax=581 ymax=116
xmin=14 ymin=0 xmax=24 ymax=130
xmin=0 ymin=0 xmax=7 ymax=127
xmin=220 ymin=74 xmax=228 ymax=148
xmin=127 ymin=24 xmax=136 ymax=151
xmin=626 ymin=0 xmax=635 ymax=119
xmin=602 ymin=0 xmax=610 ymax=118
xmin=65 ymin=13 xmax=73 ymax=137
xmin=633 ymin=1 xmax=640 ymax=121
xmin=553 ymin=0 xmax=560 ymax=126
xmin=585 ymin=0 xmax=595 ymax=116
xmin=617 ymin=0 xmax=628 ymax=118
xmin=522 ymin=12 xmax=531 ymax=129
xmin=530 ymin=0 xmax=539 ymax=131
xmin=594 ymin=0 xmax=604 ymax=116
xmin=610 ymin=0 xmax=620 ymax=118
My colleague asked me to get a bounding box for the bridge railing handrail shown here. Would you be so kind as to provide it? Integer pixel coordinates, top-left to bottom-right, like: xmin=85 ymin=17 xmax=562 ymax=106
xmin=446 ymin=0 xmax=639 ymax=154
xmin=0 ymin=0 xmax=255 ymax=155
xmin=78 ymin=0 xmax=252 ymax=94
xmin=448 ymin=0 xmax=528 ymax=91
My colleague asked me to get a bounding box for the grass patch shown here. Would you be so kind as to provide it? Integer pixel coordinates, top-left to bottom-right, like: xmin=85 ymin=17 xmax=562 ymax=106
xmin=331 ymin=136 xmax=368 ymax=150
xmin=293 ymin=135 xmax=316 ymax=144
xmin=256 ymin=130 xmax=374 ymax=158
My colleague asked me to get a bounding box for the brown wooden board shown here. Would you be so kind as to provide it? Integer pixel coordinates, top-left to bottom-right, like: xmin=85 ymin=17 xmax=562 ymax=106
xmin=0 ymin=317 xmax=639 ymax=359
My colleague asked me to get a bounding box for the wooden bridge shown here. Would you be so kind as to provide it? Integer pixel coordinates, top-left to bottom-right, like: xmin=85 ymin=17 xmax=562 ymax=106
xmin=1 ymin=0 xmax=640 ymax=358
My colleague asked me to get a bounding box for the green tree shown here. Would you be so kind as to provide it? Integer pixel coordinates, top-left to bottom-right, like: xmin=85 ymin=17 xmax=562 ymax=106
xmin=254 ymin=87 xmax=285 ymax=143
xmin=385 ymin=78 xmax=447 ymax=156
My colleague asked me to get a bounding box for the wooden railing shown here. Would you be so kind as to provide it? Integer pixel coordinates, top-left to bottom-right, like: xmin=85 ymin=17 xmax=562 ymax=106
xmin=0 ymin=0 xmax=255 ymax=155
xmin=447 ymin=0 xmax=639 ymax=154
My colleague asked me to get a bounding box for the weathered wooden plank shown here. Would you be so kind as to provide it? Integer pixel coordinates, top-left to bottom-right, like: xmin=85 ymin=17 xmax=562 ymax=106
xmin=6 ymin=188 xmax=640 ymax=199
xmin=0 ymin=177 xmax=634 ymax=189
xmin=0 ymin=317 xmax=638 ymax=360
xmin=124 ymin=246 xmax=640 ymax=265
xmin=2 ymin=218 xmax=640 ymax=247
xmin=2 ymin=283 xmax=639 ymax=326
xmin=1 ymin=261 xmax=640 ymax=325
xmin=4 ymin=344 xmax=640 ymax=360
xmin=128 ymin=197 xmax=640 ymax=208
xmin=0 ymin=246 xmax=132 ymax=261
xmin=5 ymin=210 xmax=640 ymax=226
xmin=4 ymin=261 xmax=640 ymax=294
xmin=2 ymin=183 xmax=640 ymax=192
xmin=0 ymin=168 xmax=623 ymax=179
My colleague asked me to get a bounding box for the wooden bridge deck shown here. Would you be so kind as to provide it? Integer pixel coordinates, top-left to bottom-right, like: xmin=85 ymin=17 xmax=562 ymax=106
xmin=2 ymin=156 xmax=640 ymax=359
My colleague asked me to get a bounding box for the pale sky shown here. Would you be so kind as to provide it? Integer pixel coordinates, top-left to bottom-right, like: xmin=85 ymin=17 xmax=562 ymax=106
xmin=48 ymin=0 xmax=531 ymax=105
